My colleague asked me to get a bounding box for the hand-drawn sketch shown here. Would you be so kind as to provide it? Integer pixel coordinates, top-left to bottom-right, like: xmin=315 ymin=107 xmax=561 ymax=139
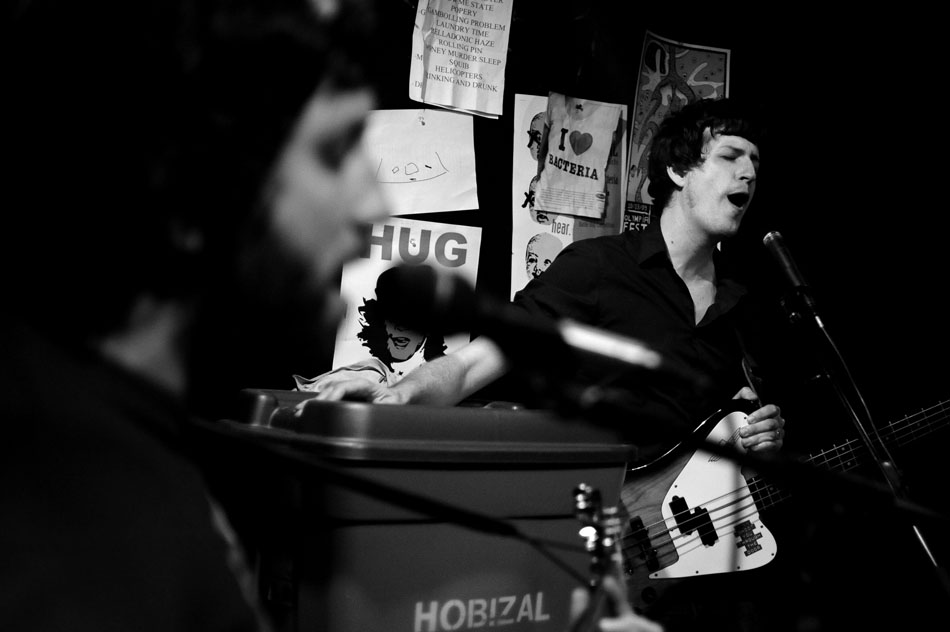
xmin=375 ymin=151 xmax=449 ymax=183
xmin=363 ymin=108 xmax=478 ymax=214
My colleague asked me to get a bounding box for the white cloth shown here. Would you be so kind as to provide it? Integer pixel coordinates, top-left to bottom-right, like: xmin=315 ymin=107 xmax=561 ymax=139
xmin=293 ymin=357 xmax=396 ymax=393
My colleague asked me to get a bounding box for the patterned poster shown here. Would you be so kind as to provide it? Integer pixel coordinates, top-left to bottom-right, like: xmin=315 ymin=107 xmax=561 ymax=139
xmin=624 ymin=31 xmax=730 ymax=231
xmin=326 ymin=217 xmax=482 ymax=386
xmin=510 ymin=93 xmax=627 ymax=299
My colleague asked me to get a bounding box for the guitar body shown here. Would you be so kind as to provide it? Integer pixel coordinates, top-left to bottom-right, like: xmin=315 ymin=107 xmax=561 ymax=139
xmin=619 ymin=402 xmax=777 ymax=612
xmin=615 ymin=395 xmax=950 ymax=614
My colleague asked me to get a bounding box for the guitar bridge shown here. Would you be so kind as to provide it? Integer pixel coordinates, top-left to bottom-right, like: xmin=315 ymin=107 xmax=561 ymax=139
xmin=734 ymin=520 xmax=764 ymax=557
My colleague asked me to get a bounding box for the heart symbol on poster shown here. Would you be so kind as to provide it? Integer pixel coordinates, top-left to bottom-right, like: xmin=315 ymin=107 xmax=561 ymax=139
xmin=569 ymin=131 xmax=593 ymax=155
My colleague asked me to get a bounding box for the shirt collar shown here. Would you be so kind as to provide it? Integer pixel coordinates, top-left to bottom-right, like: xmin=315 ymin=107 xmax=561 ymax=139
xmin=635 ymin=218 xmax=668 ymax=264
xmin=631 ymin=218 xmax=749 ymax=309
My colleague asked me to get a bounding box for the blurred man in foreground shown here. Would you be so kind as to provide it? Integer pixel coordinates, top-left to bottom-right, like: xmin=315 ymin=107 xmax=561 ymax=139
xmin=1 ymin=1 xmax=385 ymax=629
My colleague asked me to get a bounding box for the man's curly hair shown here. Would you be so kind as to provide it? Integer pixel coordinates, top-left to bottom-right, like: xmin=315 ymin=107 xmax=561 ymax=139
xmin=647 ymin=98 xmax=767 ymax=214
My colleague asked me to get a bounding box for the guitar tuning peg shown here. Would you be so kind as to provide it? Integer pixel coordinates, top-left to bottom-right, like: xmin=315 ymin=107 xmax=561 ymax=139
xmin=573 ymin=483 xmax=603 ymax=526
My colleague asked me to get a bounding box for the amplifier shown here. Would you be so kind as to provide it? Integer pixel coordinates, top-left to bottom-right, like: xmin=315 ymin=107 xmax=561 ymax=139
xmin=220 ymin=389 xmax=636 ymax=632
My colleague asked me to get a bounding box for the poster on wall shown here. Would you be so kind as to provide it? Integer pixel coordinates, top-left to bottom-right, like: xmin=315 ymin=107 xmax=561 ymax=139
xmin=624 ymin=31 xmax=730 ymax=231
xmin=510 ymin=93 xmax=627 ymax=299
xmin=574 ymin=102 xmax=627 ymax=242
xmin=408 ymin=0 xmax=513 ymax=119
xmin=510 ymin=94 xmax=572 ymax=299
xmin=533 ymin=94 xmax=623 ymax=221
xmin=308 ymin=217 xmax=481 ymax=391
xmin=365 ymin=108 xmax=479 ymax=215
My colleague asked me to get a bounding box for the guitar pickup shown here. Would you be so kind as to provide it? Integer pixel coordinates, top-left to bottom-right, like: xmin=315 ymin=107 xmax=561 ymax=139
xmin=624 ymin=516 xmax=659 ymax=573
xmin=669 ymin=495 xmax=718 ymax=547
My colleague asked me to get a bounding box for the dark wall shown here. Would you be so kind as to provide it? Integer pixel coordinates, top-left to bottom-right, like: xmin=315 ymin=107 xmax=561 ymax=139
xmin=371 ymin=0 xmax=949 ymax=427
xmin=370 ymin=2 xmax=950 ymax=622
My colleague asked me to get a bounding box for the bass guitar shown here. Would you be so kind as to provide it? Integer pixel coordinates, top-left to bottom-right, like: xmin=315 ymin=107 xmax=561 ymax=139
xmin=619 ymin=398 xmax=950 ymax=611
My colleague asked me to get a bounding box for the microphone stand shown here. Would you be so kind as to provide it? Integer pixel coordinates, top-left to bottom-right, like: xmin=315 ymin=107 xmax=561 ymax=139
xmin=541 ymin=379 xmax=949 ymax=531
xmin=779 ymin=283 xmax=950 ymax=599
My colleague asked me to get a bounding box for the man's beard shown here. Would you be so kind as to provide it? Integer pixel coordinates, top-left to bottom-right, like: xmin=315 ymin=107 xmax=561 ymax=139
xmin=184 ymin=220 xmax=343 ymax=422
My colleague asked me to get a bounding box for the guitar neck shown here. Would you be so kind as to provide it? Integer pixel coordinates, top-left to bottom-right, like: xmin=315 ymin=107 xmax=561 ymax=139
xmin=749 ymin=399 xmax=950 ymax=510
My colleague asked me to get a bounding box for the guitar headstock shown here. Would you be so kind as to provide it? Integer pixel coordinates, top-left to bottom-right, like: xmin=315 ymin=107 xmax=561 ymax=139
xmin=573 ymin=483 xmax=624 ymax=590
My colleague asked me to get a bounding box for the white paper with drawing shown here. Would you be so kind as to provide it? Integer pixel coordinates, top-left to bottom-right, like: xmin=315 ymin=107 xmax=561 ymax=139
xmin=329 ymin=217 xmax=482 ymax=386
xmin=365 ymin=108 xmax=478 ymax=215
xmin=409 ymin=0 xmax=513 ymax=118
xmin=534 ymin=94 xmax=622 ymax=220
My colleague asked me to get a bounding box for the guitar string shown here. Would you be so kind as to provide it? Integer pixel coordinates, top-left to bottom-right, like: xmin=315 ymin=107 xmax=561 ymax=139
xmin=622 ymin=421 xmax=930 ymax=572
xmin=620 ymin=431 xmax=905 ymax=565
xmin=620 ymin=489 xmax=762 ymax=566
xmin=618 ymin=403 xmax=949 ymax=570
xmin=741 ymin=405 xmax=947 ymax=514
xmin=668 ymin=402 xmax=949 ymax=522
xmin=619 ymin=407 xmax=948 ymax=569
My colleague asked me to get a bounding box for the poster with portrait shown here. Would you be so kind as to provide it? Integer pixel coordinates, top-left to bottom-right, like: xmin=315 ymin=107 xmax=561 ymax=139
xmin=329 ymin=217 xmax=482 ymax=385
xmin=510 ymin=93 xmax=627 ymax=299
xmin=624 ymin=31 xmax=730 ymax=231
xmin=509 ymin=94 xmax=572 ymax=299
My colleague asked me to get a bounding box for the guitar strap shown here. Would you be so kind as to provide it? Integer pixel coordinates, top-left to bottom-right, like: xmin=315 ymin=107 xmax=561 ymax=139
xmin=735 ymin=325 xmax=767 ymax=404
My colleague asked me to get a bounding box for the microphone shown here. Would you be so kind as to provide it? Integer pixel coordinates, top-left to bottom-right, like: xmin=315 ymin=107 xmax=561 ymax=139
xmin=377 ymin=264 xmax=706 ymax=389
xmin=762 ymin=231 xmax=817 ymax=312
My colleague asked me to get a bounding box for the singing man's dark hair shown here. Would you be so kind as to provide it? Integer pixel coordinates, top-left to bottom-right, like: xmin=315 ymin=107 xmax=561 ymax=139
xmin=647 ymin=97 xmax=767 ymax=214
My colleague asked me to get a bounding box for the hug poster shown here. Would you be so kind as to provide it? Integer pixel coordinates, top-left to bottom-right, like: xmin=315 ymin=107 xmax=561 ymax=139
xmin=330 ymin=217 xmax=482 ymax=384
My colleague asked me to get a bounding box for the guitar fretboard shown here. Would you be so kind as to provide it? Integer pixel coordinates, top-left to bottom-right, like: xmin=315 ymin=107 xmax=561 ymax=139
xmin=749 ymin=400 xmax=950 ymax=510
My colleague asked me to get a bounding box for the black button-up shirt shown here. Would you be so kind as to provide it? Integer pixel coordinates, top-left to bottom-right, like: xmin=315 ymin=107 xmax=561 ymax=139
xmin=510 ymin=221 xmax=752 ymax=443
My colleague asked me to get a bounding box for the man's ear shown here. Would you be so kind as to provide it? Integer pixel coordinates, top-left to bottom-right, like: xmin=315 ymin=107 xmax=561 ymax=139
xmin=667 ymin=165 xmax=687 ymax=187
